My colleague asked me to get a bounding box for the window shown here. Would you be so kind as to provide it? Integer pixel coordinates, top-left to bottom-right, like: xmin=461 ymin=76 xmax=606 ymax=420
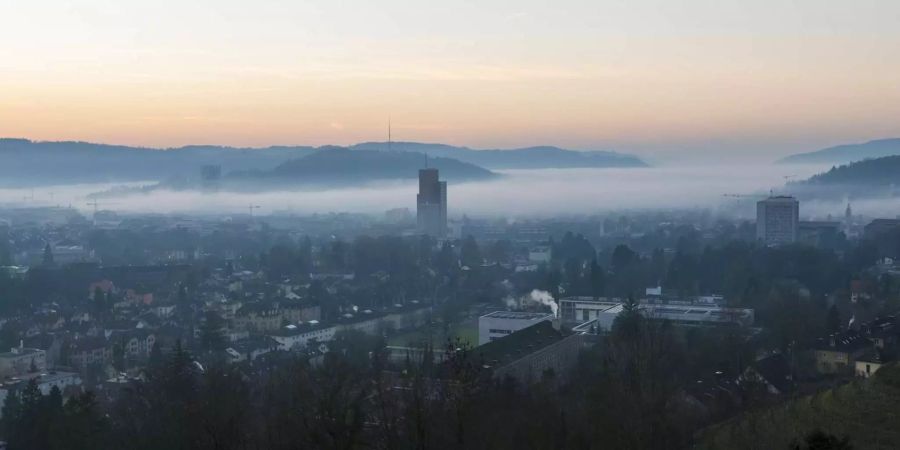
xmin=582 ymin=310 xmax=589 ymax=321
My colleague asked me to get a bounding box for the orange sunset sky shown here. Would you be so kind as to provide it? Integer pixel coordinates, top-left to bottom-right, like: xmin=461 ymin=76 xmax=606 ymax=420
xmin=1 ymin=0 xmax=899 ymax=161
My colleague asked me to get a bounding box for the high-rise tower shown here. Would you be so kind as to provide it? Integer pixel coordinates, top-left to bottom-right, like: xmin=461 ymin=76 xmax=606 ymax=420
xmin=417 ymin=168 xmax=447 ymax=237
xmin=756 ymin=195 xmax=800 ymax=245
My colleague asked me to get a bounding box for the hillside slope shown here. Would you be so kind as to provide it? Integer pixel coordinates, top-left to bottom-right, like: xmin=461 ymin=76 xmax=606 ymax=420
xmin=350 ymin=141 xmax=648 ymax=169
xmin=779 ymin=138 xmax=900 ymax=165
xmin=698 ymin=364 xmax=900 ymax=450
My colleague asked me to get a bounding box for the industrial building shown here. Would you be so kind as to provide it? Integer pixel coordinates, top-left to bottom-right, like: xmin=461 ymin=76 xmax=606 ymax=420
xmin=478 ymin=311 xmax=555 ymax=345
xmin=559 ymin=297 xmax=755 ymax=331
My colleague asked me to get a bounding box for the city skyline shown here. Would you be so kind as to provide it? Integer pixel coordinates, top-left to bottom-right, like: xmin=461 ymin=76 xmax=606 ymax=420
xmin=2 ymin=1 xmax=899 ymax=162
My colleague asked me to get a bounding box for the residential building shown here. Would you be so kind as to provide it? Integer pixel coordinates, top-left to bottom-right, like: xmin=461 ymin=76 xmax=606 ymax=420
xmin=864 ymin=218 xmax=900 ymax=240
xmin=269 ymin=322 xmax=336 ymax=351
xmin=739 ymin=354 xmax=794 ymax=395
xmin=855 ymin=349 xmax=893 ymax=378
xmin=813 ymin=332 xmax=871 ymax=374
xmin=756 ymin=196 xmax=800 ymax=245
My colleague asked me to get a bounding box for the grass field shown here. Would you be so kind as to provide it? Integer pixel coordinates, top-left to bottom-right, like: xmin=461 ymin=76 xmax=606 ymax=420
xmin=388 ymin=318 xmax=478 ymax=349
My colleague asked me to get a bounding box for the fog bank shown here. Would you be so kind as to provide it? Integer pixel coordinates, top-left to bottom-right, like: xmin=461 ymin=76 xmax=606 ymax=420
xmin=2 ymin=164 xmax=889 ymax=220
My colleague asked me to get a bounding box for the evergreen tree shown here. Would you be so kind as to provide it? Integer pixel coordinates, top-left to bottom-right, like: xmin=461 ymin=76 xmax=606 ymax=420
xmin=41 ymin=243 xmax=54 ymax=267
xmin=460 ymin=236 xmax=481 ymax=268
xmin=826 ymin=304 xmax=842 ymax=333
xmin=590 ymin=258 xmax=605 ymax=300
xmin=199 ymin=311 xmax=226 ymax=353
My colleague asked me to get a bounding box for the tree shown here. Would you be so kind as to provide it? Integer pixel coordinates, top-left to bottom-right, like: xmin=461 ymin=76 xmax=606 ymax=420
xmin=460 ymin=236 xmax=481 ymax=268
xmin=826 ymin=304 xmax=841 ymax=334
xmin=42 ymin=243 xmax=54 ymax=267
xmin=611 ymin=244 xmax=636 ymax=273
xmin=792 ymin=429 xmax=854 ymax=450
xmin=199 ymin=311 xmax=226 ymax=353
xmin=590 ymin=259 xmax=605 ymax=299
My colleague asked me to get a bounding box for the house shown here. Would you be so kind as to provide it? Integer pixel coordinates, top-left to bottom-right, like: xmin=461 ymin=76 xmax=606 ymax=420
xmin=227 ymin=335 xmax=280 ymax=362
xmin=107 ymin=330 xmax=156 ymax=359
xmin=855 ymin=348 xmax=894 ymax=378
xmin=739 ymin=354 xmax=794 ymax=395
xmin=65 ymin=336 xmax=112 ymax=370
xmin=813 ymin=332 xmax=872 ymax=374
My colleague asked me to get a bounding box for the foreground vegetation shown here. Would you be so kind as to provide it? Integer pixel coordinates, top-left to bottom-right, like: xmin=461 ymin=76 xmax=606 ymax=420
xmin=700 ymin=364 xmax=900 ymax=450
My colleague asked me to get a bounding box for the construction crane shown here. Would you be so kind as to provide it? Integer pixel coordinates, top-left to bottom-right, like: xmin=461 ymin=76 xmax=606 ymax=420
xmin=86 ymin=200 xmax=119 ymax=216
xmin=247 ymin=205 xmax=261 ymax=217
xmin=722 ymin=193 xmax=768 ymax=199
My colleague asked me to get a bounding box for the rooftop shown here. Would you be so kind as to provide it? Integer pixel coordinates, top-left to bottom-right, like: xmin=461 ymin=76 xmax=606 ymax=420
xmin=481 ymin=311 xmax=555 ymax=321
xmin=475 ymin=321 xmax=566 ymax=368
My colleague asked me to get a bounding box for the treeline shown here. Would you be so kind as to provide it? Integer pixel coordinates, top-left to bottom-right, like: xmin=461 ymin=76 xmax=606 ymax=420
xmin=0 ymin=308 xmax=734 ymax=450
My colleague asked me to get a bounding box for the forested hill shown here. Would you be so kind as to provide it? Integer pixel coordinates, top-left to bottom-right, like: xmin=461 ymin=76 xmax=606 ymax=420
xmin=802 ymin=155 xmax=900 ymax=187
xmin=0 ymin=138 xmax=642 ymax=187
xmin=231 ymin=148 xmax=497 ymax=187
xmin=0 ymin=138 xmax=316 ymax=186
xmin=699 ymin=364 xmax=900 ymax=449
xmin=778 ymin=138 xmax=900 ymax=165
xmin=350 ymin=141 xmax=649 ymax=169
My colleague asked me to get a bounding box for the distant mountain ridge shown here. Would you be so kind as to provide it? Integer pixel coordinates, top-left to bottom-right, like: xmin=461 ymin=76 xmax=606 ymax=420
xmin=778 ymin=138 xmax=900 ymax=165
xmin=0 ymin=138 xmax=317 ymax=186
xmin=788 ymin=154 xmax=900 ymax=200
xmin=350 ymin=141 xmax=648 ymax=169
xmin=0 ymin=138 xmax=647 ymax=187
xmin=230 ymin=148 xmax=496 ymax=188
xmin=801 ymin=155 xmax=900 ymax=187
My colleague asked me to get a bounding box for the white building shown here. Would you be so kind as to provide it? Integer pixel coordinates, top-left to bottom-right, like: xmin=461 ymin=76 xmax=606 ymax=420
xmin=560 ymin=297 xmax=754 ymax=331
xmin=559 ymin=298 xmax=625 ymax=330
xmin=0 ymin=371 xmax=82 ymax=418
xmin=0 ymin=346 xmax=46 ymax=378
xmin=269 ymin=322 xmax=336 ymax=351
xmin=478 ymin=311 xmax=555 ymax=345
xmin=528 ymin=247 xmax=552 ymax=264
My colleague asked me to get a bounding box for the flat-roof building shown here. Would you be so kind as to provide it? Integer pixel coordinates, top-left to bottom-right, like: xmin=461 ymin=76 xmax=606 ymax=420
xmin=757 ymin=196 xmax=800 ymax=245
xmin=560 ymin=297 xmax=755 ymax=332
xmin=478 ymin=311 xmax=555 ymax=345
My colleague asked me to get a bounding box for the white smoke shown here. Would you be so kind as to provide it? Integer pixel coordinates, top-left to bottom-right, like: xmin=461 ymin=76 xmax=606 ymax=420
xmin=524 ymin=289 xmax=558 ymax=318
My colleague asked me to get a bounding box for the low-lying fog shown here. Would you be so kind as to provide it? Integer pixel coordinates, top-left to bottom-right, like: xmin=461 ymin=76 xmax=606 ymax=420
xmin=0 ymin=164 xmax=896 ymax=220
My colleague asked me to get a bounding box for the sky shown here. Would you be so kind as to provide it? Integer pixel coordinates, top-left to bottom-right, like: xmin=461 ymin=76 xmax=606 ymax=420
xmin=1 ymin=0 xmax=899 ymax=162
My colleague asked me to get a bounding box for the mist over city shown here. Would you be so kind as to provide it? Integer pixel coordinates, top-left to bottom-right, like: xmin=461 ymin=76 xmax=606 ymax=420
xmin=2 ymin=1 xmax=900 ymax=450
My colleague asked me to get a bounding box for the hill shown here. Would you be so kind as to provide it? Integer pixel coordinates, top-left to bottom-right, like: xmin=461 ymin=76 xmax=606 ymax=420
xmin=801 ymin=155 xmax=900 ymax=187
xmin=231 ymin=148 xmax=496 ymax=188
xmin=0 ymin=138 xmax=316 ymax=186
xmin=778 ymin=138 xmax=900 ymax=165
xmin=0 ymin=138 xmax=644 ymax=187
xmin=350 ymin=141 xmax=648 ymax=169
xmin=698 ymin=364 xmax=900 ymax=449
